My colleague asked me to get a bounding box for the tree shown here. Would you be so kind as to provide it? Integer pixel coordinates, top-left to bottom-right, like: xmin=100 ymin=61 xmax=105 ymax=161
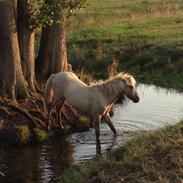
xmin=0 ymin=0 xmax=85 ymax=100
xmin=17 ymin=0 xmax=36 ymax=91
xmin=0 ymin=0 xmax=86 ymax=130
xmin=0 ymin=0 xmax=28 ymax=100
xmin=36 ymin=4 xmax=68 ymax=78
xmin=36 ymin=0 xmax=85 ymax=78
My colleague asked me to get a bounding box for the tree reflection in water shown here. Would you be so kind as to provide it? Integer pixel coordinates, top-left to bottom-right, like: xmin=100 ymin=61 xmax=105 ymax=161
xmin=0 ymin=138 xmax=74 ymax=183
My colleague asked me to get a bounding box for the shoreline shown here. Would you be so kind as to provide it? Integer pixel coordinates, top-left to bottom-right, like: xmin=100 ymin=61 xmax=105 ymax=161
xmin=60 ymin=121 xmax=183 ymax=183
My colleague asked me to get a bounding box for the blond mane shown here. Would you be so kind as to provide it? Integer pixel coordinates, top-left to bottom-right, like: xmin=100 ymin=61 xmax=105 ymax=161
xmin=89 ymin=72 xmax=137 ymax=96
xmin=90 ymin=72 xmax=136 ymax=87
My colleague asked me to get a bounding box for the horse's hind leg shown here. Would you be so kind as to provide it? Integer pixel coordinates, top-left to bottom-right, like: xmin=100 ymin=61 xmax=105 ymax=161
xmin=47 ymin=98 xmax=64 ymax=130
xmin=58 ymin=99 xmax=66 ymax=129
xmin=104 ymin=113 xmax=117 ymax=136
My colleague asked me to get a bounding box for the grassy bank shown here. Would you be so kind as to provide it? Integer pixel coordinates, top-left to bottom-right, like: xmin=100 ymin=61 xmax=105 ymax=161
xmin=60 ymin=121 xmax=183 ymax=183
xmin=0 ymin=116 xmax=91 ymax=147
xmin=0 ymin=125 xmax=49 ymax=147
xmin=67 ymin=0 xmax=183 ymax=90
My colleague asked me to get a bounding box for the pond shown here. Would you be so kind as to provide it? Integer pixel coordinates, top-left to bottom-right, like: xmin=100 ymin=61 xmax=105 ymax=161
xmin=0 ymin=84 xmax=183 ymax=183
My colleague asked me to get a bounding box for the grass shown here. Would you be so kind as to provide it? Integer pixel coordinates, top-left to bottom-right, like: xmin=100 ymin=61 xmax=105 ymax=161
xmin=68 ymin=0 xmax=183 ymax=42
xmin=60 ymin=122 xmax=183 ymax=183
xmin=0 ymin=125 xmax=31 ymax=146
xmin=66 ymin=0 xmax=183 ymax=90
xmin=33 ymin=128 xmax=49 ymax=143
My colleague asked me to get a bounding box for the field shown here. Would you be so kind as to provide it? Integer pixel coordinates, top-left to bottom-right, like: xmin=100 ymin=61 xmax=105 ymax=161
xmin=67 ymin=0 xmax=183 ymax=90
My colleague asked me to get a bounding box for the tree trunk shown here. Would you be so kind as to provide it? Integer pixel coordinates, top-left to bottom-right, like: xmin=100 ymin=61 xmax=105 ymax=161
xmin=17 ymin=0 xmax=36 ymax=91
xmin=36 ymin=0 xmax=68 ymax=78
xmin=0 ymin=0 xmax=28 ymax=100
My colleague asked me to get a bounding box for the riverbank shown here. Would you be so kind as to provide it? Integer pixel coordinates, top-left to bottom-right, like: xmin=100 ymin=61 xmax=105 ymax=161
xmin=60 ymin=121 xmax=183 ymax=183
xmin=0 ymin=120 xmax=91 ymax=147
xmin=66 ymin=0 xmax=183 ymax=91
xmin=0 ymin=96 xmax=91 ymax=147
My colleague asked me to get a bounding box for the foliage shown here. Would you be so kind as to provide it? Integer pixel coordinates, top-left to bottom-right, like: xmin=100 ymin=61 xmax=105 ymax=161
xmin=33 ymin=128 xmax=49 ymax=143
xmin=24 ymin=0 xmax=86 ymax=28
xmin=18 ymin=125 xmax=31 ymax=145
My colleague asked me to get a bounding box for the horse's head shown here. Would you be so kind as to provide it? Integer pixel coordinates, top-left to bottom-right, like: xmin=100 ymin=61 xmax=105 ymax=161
xmin=119 ymin=73 xmax=140 ymax=103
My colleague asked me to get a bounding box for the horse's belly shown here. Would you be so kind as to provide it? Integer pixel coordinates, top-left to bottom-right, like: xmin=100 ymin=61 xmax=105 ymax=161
xmin=66 ymin=94 xmax=90 ymax=114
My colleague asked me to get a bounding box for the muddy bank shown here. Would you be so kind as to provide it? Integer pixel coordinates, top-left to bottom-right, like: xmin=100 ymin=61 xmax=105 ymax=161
xmin=0 ymin=96 xmax=91 ymax=147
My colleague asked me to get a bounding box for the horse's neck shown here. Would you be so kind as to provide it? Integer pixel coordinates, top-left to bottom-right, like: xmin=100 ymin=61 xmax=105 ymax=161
xmin=100 ymin=79 xmax=123 ymax=105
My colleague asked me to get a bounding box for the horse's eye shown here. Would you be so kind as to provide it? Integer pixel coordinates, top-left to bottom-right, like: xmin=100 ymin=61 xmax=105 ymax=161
xmin=129 ymin=85 xmax=133 ymax=90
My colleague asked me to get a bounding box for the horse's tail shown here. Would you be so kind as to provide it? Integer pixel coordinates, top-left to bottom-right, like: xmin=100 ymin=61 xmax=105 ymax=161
xmin=44 ymin=74 xmax=55 ymax=110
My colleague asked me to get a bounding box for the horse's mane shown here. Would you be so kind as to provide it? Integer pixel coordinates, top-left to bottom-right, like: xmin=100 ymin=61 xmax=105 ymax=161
xmin=90 ymin=72 xmax=136 ymax=95
xmin=90 ymin=72 xmax=135 ymax=87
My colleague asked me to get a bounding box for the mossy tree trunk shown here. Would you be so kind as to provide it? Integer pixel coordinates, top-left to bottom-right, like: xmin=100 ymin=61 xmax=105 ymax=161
xmin=36 ymin=0 xmax=68 ymax=78
xmin=0 ymin=0 xmax=28 ymax=100
xmin=17 ymin=0 xmax=36 ymax=92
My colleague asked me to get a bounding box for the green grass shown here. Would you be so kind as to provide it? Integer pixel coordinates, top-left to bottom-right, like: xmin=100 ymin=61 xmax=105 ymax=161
xmin=60 ymin=122 xmax=183 ymax=183
xmin=68 ymin=0 xmax=183 ymax=42
xmin=0 ymin=125 xmax=31 ymax=146
xmin=33 ymin=128 xmax=49 ymax=143
xmin=66 ymin=0 xmax=183 ymax=90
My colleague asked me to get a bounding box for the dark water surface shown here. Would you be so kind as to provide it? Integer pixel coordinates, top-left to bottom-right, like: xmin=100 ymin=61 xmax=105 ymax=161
xmin=0 ymin=84 xmax=183 ymax=183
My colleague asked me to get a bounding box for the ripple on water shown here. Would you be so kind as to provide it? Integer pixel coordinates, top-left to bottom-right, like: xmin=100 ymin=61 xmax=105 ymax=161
xmin=112 ymin=84 xmax=183 ymax=131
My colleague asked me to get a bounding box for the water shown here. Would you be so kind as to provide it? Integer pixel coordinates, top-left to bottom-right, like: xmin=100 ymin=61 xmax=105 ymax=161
xmin=0 ymin=84 xmax=183 ymax=183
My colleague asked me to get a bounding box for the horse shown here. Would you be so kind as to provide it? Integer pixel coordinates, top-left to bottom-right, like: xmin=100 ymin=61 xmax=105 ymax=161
xmin=44 ymin=71 xmax=139 ymax=153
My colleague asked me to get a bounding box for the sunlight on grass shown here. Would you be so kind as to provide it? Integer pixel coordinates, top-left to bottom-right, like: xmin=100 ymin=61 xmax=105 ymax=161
xmin=67 ymin=0 xmax=183 ymax=44
xmin=66 ymin=0 xmax=183 ymax=90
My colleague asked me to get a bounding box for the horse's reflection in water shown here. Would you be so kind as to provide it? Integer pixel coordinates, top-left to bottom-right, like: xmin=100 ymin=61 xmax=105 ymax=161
xmin=44 ymin=72 xmax=139 ymax=154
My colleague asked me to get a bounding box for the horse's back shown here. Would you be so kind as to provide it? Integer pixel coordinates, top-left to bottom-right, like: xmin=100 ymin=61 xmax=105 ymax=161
xmin=54 ymin=71 xmax=77 ymax=80
xmin=52 ymin=72 xmax=93 ymax=112
xmin=52 ymin=71 xmax=87 ymax=94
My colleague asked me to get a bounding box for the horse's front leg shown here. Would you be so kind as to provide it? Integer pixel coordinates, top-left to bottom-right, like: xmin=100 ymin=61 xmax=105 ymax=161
xmin=93 ymin=115 xmax=101 ymax=155
xmin=58 ymin=99 xmax=66 ymax=129
xmin=47 ymin=104 xmax=53 ymax=131
xmin=104 ymin=113 xmax=117 ymax=136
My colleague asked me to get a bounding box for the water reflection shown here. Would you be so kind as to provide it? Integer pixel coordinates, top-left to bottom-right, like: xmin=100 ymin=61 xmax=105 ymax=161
xmin=112 ymin=84 xmax=183 ymax=131
xmin=0 ymin=138 xmax=74 ymax=183
xmin=69 ymin=129 xmax=138 ymax=164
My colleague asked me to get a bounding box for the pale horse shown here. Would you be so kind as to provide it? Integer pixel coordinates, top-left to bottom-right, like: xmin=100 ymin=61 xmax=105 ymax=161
xmin=44 ymin=72 xmax=140 ymax=153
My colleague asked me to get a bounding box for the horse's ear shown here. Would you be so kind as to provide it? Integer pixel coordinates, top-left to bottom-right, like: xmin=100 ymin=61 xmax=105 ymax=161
xmin=123 ymin=79 xmax=127 ymax=85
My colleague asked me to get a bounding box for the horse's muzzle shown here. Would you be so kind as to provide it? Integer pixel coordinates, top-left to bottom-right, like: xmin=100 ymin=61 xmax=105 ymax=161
xmin=133 ymin=96 xmax=140 ymax=103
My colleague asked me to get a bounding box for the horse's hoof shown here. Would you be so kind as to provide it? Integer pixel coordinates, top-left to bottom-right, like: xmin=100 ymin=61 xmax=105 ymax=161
xmin=113 ymin=132 xmax=118 ymax=137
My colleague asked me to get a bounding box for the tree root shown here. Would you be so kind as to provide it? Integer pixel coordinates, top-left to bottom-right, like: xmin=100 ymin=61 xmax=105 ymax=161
xmin=0 ymin=94 xmax=80 ymax=130
xmin=0 ymin=106 xmax=11 ymax=117
xmin=11 ymin=104 xmax=46 ymax=127
xmin=0 ymin=98 xmax=46 ymax=128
